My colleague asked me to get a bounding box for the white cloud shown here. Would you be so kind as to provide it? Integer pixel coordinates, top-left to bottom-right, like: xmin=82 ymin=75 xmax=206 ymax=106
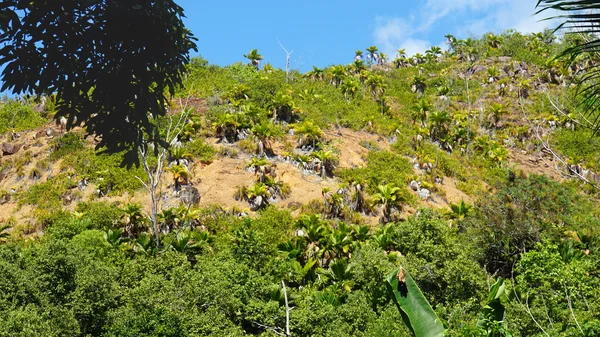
xmin=400 ymin=38 xmax=431 ymax=57
xmin=372 ymin=0 xmax=558 ymax=57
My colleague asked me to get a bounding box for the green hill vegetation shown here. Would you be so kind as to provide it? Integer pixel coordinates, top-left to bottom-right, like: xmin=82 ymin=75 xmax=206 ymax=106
xmin=1 ymin=29 xmax=600 ymax=336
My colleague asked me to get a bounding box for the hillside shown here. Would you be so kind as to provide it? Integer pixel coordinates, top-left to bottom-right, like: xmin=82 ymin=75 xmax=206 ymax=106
xmin=1 ymin=31 xmax=600 ymax=336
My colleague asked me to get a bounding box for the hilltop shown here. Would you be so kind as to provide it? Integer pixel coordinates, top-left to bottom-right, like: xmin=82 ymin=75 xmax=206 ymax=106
xmin=0 ymin=30 xmax=599 ymax=336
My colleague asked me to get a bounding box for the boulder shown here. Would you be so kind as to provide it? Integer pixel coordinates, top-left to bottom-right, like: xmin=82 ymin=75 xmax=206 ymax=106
xmin=178 ymin=185 xmax=201 ymax=206
xmin=409 ymin=180 xmax=420 ymax=191
xmin=46 ymin=128 xmax=55 ymax=137
xmin=419 ymin=188 xmax=431 ymax=200
xmin=287 ymin=202 xmax=302 ymax=211
xmin=1 ymin=143 xmax=20 ymax=155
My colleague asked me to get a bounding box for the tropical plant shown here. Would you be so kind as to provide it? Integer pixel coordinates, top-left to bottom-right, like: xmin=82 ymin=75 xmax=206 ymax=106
xmin=340 ymin=76 xmax=360 ymax=101
xmin=328 ymin=65 xmax=346 ymax=88
xmin=295 ymin=121 xmax=325 ymax=149
xmin=243 ymin=49 xmax=263 ymax=69
xmin=305 ymin=66 xmax=325 ymax=81
xmin=365 ymin=73 xmax=386 ymax=100
xmin=411 ymin=75 xmax=427 ymax=95
xmin=312 ymin=150 xmax=338 ymax=178
xmin=251 ymin=122 xmax=279 ymax=157
xmin=428 ymin=110 xmax=451 ymax=141
xmin=387 ymin=266 xmax=445 ymax=337
xmin=168 ymin=146 xmax=192 ymax=165
xmin=412 ymin=98 xmax=433 ymax=125
xmin=270 ymin=89 xmax=297 ymax=122
xmin=366 ymin=46 xmax=379 ymax=64
xmin=120 ymin=203 xmax=147 ymax=237
xmin=168 ymin=164 xmax=190 ymax=190
xmin=487 ymin=103 xmax=507 ymax=128
xmin=372 ymin=183 xmax=404 ymax=223
xmin=448 ymin=200 xmax=472 ymax=221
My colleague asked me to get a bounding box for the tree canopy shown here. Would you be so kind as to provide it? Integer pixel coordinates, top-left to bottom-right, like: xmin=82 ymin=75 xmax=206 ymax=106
xmin=0 ymin=0 xmax=197 ymax=161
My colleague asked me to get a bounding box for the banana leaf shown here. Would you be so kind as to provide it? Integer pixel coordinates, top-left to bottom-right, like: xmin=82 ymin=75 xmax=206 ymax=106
xmin=386 ymin=267 xmax=445 ymax=337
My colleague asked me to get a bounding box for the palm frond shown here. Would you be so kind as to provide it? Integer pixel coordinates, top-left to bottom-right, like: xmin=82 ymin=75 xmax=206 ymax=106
xmin=537 ymin=0 xmax=600 ymax=133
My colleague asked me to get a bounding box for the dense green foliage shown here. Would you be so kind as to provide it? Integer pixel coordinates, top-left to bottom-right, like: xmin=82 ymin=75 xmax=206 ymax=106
xmin=2 ymin=28 xmax=600 ymax=337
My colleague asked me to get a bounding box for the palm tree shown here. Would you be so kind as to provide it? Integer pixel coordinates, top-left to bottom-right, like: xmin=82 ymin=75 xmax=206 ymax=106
xmin=412 ymin=98 xmax=433 ymax=125
xmin=169 ymin=146 xmax=192 ymax=165
xmin=328 ymin=65 xmax=346 ymax=88
xmin=445 ymin=34 xmax=457 ymax=51
xmin=312 ymin=150 xmax=337 ymax=178
xmin=340 ymin=77 xmax=360 ymax=101
xmin=366 ymin=46 xmax=379 ymax=64
xmin=350 ymin=60 xmax=366 ymax=75
xmin=245 ymin=183 xmax=271 ymax=210
xmin=426 ymin=46 xmax=442 ymax=60
xmin=411 ymin=74 xmax=427 ymax=95
xmin=365 ymin=73 xmax=386 ymax=100
xmin=168 ymin=164 xmax=190 ymax=190
xmin=354 ymin=50 xmax=363 ymax=61
xmin=270 ymin=89 xmax=296 ymax=122
xmin=121 ymin=203 xmax=147 ymax=237
xmin=295 ymin=121 xmax=325 ymax=148
xmin=428 ymin=110 xmax=451 ymax=141
xmin=487 ymin=34 xmax=502 ymax=49
xmin=487 ymin=103 xmax=507 ymax=128
xmin=396 ymin=48 xmax=407 ymax=59
xmin=243 ymin=49 xmax=263 ymax=69
xmin=372 ymin=183 xmax=404 ymax=223
xmin=305 ymin=66 xmax=324 ymax=81
xmin=251 ymin=122 xmax=278 ymax=157
xmin=487 ymin=66 xmax=500 ymax=83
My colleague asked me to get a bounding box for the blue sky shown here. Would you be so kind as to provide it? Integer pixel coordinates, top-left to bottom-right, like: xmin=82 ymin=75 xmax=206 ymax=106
xmin=178 ymin=0 xmax=556 ymax=71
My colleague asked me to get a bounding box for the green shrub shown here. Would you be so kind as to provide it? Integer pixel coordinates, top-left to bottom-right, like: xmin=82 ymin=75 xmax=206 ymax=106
xmin=0 ymin=100 xmax=46 ymax=134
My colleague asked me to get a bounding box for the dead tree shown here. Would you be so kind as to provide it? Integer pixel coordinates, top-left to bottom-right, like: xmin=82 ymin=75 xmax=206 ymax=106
xmin=136 ymin=99 xmax=191 ymax=247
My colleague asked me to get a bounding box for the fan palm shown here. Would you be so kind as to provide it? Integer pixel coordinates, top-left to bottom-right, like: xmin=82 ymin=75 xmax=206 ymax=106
xmin=243 ymin=49 xmax=263 ymax=69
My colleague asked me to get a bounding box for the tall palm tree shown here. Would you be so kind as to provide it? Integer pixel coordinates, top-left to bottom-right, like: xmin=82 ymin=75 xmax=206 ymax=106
xmin=243 ymin=49 xmax=263 ymax=70
xmin=366 ymin=46 xmax=379 ymax=64
xmin=354 ymin=50 xmax=363 ymax=61
xmin=372 ymin=183 xmax=404 ymax=223
xmin=445 ymin=34 xmax=457 ymax=51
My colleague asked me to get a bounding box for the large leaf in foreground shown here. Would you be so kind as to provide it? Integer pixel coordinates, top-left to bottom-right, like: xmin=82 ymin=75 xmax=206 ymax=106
xmin=386 ymin=267 xmax=445 ymax=337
